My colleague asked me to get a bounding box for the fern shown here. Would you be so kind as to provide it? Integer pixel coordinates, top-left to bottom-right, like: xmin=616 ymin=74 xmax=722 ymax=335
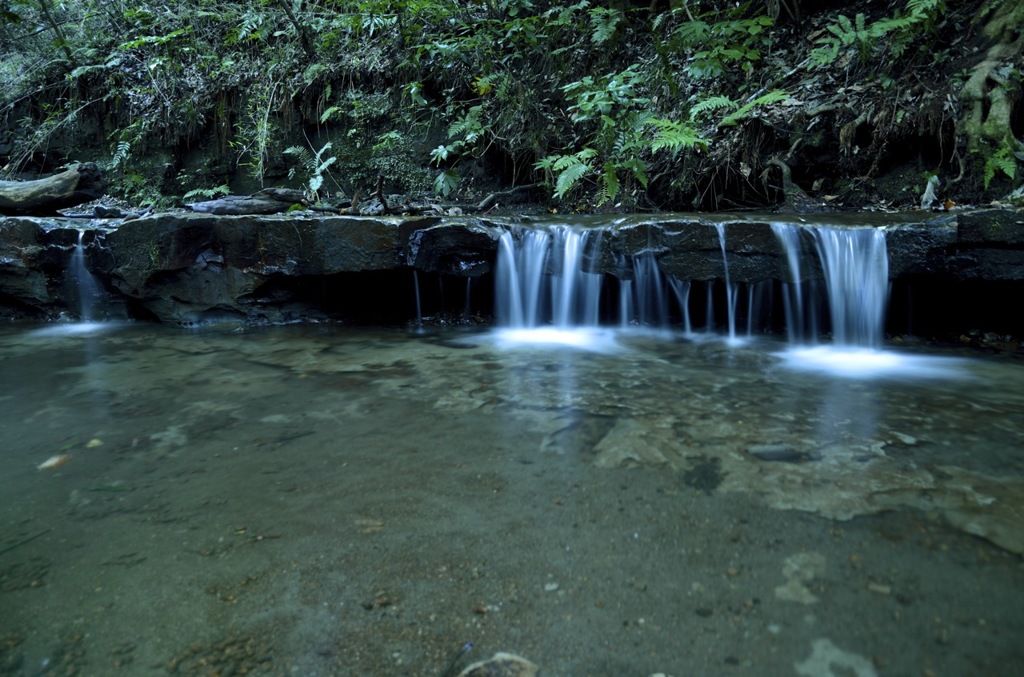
xmin=599 ymin=162 xmax=619 ymax=204
xmin=448 ymin=105 xmax=484 ymax=145
xmin=984 ymin=146 xmax=1017 ymax=189
xmin=554 ymin=162 xmax=591 ymax=198
xmin=589 ymin=8 xmax=622 ymax=45
xmin=689 ymin=96 xmax=738 ymax=121
xmin=111 ymin=140 xmax=131 ymax=170
xmin=320 ymin=106 xmax=342 ymax=124
xmin=648 ymin=119 xmax=709 ymax=154
xmin=536 ymin=148 xmax=597 ymax=199
xmin=183 ymin=185 xmax=230 ymax=201
xmin=719 ymin=90 xmax=789 ymax=127
xmin=620 ymin=157 xmax=649 ymax=189
xmin=284 ymin=142 xmax=336 ymax=197
xmin=283 ymin=145 xmax=313 ymax=180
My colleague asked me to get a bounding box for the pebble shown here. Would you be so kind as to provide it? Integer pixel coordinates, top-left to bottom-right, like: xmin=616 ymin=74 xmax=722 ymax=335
xmin=543 ymin=582 xmax=559 ymax=592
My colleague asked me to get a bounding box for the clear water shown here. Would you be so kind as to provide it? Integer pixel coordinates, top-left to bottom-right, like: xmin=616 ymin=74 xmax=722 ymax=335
xmin=2 ymin=323 xmax=1023 ymax=676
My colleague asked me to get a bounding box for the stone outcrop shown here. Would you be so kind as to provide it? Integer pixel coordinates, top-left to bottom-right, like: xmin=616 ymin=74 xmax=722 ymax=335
xmin=0 ymin=208 xmax=1020 ymax=325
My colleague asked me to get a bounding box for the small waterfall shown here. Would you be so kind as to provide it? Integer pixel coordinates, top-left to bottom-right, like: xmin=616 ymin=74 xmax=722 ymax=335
xmin=619 ymin=252 xmax=677 ymax=328
xmin=495 ymin=227 xmax=602 ymax=328
xmin=69 ymin=231 xmax=103 ymax=322
xmin=412 ymin=270 xmax=423 ymax=328
xmin=667 ymin=278 xmax=693 ymax=334
xmin=712 ymin=223 xmax=739 ymax=341
xmin=772 ymin=224 xmax=889 ymax=347
xmin=771 ymin=223 xmax=808 ymax=343
xmin=813 ymin=227 xmax=888 ymax=348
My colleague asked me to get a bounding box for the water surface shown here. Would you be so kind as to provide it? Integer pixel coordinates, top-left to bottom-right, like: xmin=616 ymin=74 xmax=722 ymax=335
xmin=1 ymin=324 xmax=1022 ymax=676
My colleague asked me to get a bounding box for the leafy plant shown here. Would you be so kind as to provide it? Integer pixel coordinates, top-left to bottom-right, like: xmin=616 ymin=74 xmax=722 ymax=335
xmin=983 ymin=144 xmax=1018 ymax=189
xmin=658 ymin=8 xmax=775 ymax=79
xmin=809 ymin=0 xmax=948 ymax=68
xmin=183 ymin=184 xmax=230 ymax=200
xmin=648 ymin=119 xmax=709 ymax=155
xmin=284 ymin=141 xmax=338 ymax=198
xmin=535 ymin=148 xmax=597 ymax=199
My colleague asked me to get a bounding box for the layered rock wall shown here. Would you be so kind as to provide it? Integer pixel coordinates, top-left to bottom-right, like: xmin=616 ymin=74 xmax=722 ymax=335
xmin=0 ymin=209 xmax=1019 ymax=326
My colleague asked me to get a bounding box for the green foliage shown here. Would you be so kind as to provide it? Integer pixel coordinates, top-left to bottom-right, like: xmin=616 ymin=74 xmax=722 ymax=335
xmin=659 ymin=7 xmax=774 ymax=79
xmin=183 ymin=184 xmax=230 ymax=200
xmin=648 ymin=119 xmax=709 ymax=155
xmin=588 ymin=7 xmax=623 ymax=45
xmin=284 ymin=142 xmax=338 ymax=197
xmin=433 ymin=169 xmax=459 ymax=197
xmin=535 ymin=148 xmax=597 ymax=199
xmin=719 ymin=90 xmax=789 ymax=127
xmin=111 ymin=141 xmax=132 ymax=170
xmin=808 ymin=0 xmax=947 ymax=69
xmin=983 ymin=145 xmax=1018 ymax=189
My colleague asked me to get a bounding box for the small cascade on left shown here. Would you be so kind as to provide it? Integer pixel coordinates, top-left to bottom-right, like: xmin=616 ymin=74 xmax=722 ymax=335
xmin=39 ymin=230 xmax=117 ymax=336
xmin=69 ymin=230 xmax=103 ymax=323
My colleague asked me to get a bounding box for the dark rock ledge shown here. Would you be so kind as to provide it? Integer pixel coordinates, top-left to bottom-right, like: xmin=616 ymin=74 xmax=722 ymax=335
xmin=0 ymin=209 xmax=1020 ymax=327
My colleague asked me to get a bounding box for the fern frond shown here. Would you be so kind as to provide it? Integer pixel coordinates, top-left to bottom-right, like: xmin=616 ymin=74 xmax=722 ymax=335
xmin=111 ymin=140 xmax=131 ymax=169
xmin=807 ymin=40 xmax=841 ymax=69
xmin=599 ymin=162 xmax=619 ymax=204
xmin=320 ymin=106 xmax=342 ymax=124
xmin=554 ymin=162 xmax=591 ymax=198
xmin=553 ymin=148 xmax=597 ymax=171
xmin=984 ymin=147 xmax=1017 ymax=189
xmin=719 ymin=90 xmax=789 ymax=127
xmin=284 ymin=145 xmax=314 ymax=171
xmin=648 ymin=119 xmax=709 ymax=154
xmin=689 ymin=96 xmax=738 ymax=121
xmin=621 ymin=157 xmax=649 ymax=189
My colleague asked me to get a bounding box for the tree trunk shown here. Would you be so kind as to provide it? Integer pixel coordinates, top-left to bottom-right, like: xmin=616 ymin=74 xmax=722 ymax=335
xmin=0 ymin=163 xmax=106 ymax=215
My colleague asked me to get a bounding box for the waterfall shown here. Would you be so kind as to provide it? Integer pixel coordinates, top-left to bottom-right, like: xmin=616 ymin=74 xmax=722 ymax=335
xmin=69 ymin=231 xmax=102 ymax=322
xmin=412 ymin=270 xmax=423 ymax=329
xmin=813 ymin=227 xmax=888 ymax=348
xmin=495 ymin=227 xmax=602 ymax=328
xmin=770 ymin=223 xmax=808 ymax=343
xmin=712 ymin=223 xmax=739 ymax=341
xmin=772 ymin=224 xmax=889 ymax=348
xmin=619 ymin=252 xmax=676 ymax=328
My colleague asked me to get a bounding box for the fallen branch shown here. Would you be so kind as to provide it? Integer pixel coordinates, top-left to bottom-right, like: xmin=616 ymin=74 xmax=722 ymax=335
xmin=187 ymin=187 xmax=308 ymax=215
xmin=0 ymin=163 xmax=106 ymax=215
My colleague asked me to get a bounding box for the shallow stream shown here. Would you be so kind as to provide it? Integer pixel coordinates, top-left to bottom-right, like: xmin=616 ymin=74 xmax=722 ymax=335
xmin=1 ymin=323 xmax=1023 ymax=676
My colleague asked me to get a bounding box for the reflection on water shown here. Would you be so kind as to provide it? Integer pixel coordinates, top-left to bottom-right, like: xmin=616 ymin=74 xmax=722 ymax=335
xmin=1 ymin=324 xmax=1023 ymax=676
xmin=776 ymin=345 xmax=971 ymax=380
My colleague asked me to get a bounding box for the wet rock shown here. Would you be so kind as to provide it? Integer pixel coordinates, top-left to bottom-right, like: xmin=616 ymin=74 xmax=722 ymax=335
xmin=1 ymin=209 xmax=1022 ymax=323
xmin=683 ymin=455 xmax=724 ymax=495
xmin=403 ymin=219 xmax=501 ymax=276
xmin=456 ymin=652 xmax=538 ymax=677
xmin=795 ymin=639 xmax=878 ymax=677
xmin=747 ymin=443 xmax=820 ymax=463
xmin=954 ymin=208 xmax=1024 ymax=280
xmin=775 ymin=552 xmax=826 ymax=605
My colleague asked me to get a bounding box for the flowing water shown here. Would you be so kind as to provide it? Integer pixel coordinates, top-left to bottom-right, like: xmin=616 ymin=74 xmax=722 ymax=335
xmin=3 ymin=222 xmax=1024 ymax=676
xmin=1 ymin=322 xmax=1023 ymax=677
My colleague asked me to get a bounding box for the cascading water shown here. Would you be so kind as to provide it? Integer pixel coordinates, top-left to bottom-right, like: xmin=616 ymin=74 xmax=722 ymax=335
xmin=69 ymin=230 xmax=102 ymax=322
xmin=495 ymin=227 xmax=603 ymax=328
xmin=619 ymin=252 xmax=674 ymax=329
xmin=813 ymin=227 xmax=888 ymax=348
xmin=712 ymin=223 xmax=739 ymax=341
xmin=770 ymin=223 xmax=808 ymax=343
xmin=772 ymin=224 xmax=889 ymax=348
xmin=767 ymin=223 xmax=944 ymax=378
